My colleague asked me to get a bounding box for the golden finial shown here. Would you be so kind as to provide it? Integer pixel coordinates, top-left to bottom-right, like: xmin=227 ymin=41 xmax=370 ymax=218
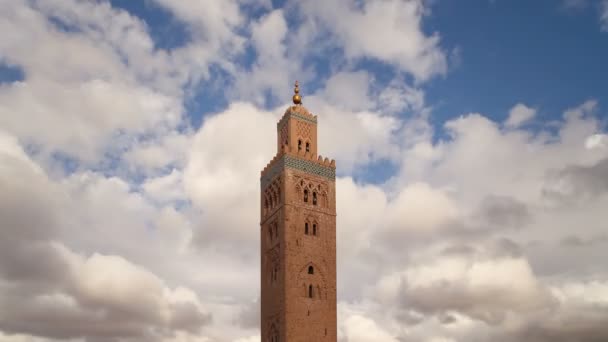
xmin=292 ymin=80 xmax=302 ymax=105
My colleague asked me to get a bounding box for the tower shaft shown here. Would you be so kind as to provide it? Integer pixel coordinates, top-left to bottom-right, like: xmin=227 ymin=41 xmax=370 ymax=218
xmin=260 ymin=99 xmax=337 ymax=342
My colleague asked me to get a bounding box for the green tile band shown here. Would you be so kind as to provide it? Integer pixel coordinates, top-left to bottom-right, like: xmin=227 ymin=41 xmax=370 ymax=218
xmin=261 ymin=155 xmax=335 ymax=188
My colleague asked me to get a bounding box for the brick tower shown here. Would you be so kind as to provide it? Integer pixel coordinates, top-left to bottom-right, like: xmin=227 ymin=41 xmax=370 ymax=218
xmin=260 ymin=82 xmax=337 ymax=342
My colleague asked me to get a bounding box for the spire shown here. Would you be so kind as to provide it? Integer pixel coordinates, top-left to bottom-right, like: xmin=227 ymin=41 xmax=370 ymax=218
xmin=292 ymin=80 xmax=302 ymax=105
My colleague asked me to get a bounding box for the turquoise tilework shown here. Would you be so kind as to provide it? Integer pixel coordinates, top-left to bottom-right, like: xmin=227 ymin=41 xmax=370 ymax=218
xmin=261 ymin=155 xmax=335 ymax=188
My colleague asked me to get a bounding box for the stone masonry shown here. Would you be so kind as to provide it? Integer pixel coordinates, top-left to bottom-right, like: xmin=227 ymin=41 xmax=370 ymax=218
xmin=260 ymin=103 xmax=337 ymax=342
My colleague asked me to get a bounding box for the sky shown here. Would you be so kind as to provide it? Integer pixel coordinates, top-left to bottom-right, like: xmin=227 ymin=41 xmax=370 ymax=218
xmin=1 ymin=0 xmax=608 ymax=341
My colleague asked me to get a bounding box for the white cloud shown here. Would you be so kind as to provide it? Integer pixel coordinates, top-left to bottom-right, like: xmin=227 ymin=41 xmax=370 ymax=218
xmin=504 ymin=103 xmax=536 ymax=128
xmin=143 ymin=169 xmax=186 ymax=203
xmin=298 ymin=0 xmax=447 ymax=82
xmin=321 ymin=71 xmax=374 ymax=111
xmin=183 ymin=102 xmax=276 ymax=247
xmin=601 ymin=0 xmax=608 ymax=31
xmin=384 ymin=182 xmax=460 ymax=234
xmin=231 ymin=9 xmax=297 ymax=105
xmin=0 ymin=0 xmax=187 ymax=161
xmin=341 ymin=314 xmax=399 ymax=342
xmin=585 ymin=133 xmax=607 ymax=149
xmin=0 ymin=133 xmax=211 ymax=340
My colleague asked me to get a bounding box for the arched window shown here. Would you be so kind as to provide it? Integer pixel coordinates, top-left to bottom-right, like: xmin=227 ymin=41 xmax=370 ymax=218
xmin=313 ymin=223 xmax=317 ymax=236
xmin=308 ymin=284 xmax=313 ymax=298
xmin=303 ymin=189 xmax=308 ymax=202
xmin=298 ymin=139 xmax=302 ymax=151
xmin=305 ymin=222 xmax=309 ymax=235
xmin=308 ymin=266 xmax=314 ymax=274
xmin=306 ymin=142 xmax=310 ymax=152
xmin=312 ymin=192 xmax=317 ymax=205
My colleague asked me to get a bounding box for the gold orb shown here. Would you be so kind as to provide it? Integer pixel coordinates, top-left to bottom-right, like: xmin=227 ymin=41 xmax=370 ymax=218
xmin=293 ymin=94 xmax=302 ymax=104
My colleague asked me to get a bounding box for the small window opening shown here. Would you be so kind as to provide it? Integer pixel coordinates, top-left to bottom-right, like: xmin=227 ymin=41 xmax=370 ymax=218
xmin=304 ymin=189 xmax=308 ymax=202
xmin=325 ymin=328 xmax=327 ymax=336
xmin=306 ymin=142 xmax=310 ymax=152
xmin=313 ymin=192 xmax=317 ymax=205
xmin=275 ymin=224 xmax=278 ymax=238
xmin=305 ymin=222 xmax=309 ymax=235
xmin=308 ymin=284 xmax=313 ymax=298
xmin=298 ymin=140 xmax=302 ymax=151
xmin=308 ymin=266 xmax=314 ymax=274
xmin=313 ymin=224 xmax=317 ymax=236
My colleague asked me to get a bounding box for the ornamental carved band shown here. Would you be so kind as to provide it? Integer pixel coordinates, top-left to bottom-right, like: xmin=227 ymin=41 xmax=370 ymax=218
xmin=261 ymin=155 xmax=335 ymax=189
xmin=277 ymin=110 xmax=318 ymax=131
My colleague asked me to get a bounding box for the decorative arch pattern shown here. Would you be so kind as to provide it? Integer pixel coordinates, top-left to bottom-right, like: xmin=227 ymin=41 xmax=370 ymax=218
xmin=294 ymin=177 xmax=329 ymax=208
xmin=304 ymin=216 xmax=319 ymax=237
xmin=263 ymin=177 xmax=282 ymax=217
xmin=297 ymin=262 xmax=327 ymax=300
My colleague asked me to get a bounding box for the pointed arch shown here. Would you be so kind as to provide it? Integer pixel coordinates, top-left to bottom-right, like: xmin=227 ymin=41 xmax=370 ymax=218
xmin=319 ymin=190 xmax=328 ymax=208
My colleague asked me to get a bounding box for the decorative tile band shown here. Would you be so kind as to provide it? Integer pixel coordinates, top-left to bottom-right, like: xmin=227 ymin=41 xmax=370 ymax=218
xmin=261 ymin=155 xmax=335 ymax=188
xmin=277 ymin=110 xmax=318 ymax=131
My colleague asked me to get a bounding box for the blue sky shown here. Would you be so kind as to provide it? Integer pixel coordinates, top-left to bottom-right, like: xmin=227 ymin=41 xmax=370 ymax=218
xmin=425 ymin=0 xmax=608 ymax=126
xmin=1 ymin=1 xmax=608 ymax=342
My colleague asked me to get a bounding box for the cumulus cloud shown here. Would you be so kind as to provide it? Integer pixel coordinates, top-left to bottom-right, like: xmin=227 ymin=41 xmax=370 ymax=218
xmin=0 ymin=131 xmax=211 ymax=341
xmin=385 ymin=249 xmax=554 ymax=324
xmin=504 ymin=103 xmax=536 ymax=128
xmin=297 ymin=0 xmax=447 ymax=82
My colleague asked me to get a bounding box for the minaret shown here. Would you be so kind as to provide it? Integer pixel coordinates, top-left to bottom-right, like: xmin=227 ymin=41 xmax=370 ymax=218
xmin=260 ymin=82 xmax=337 ymax=342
